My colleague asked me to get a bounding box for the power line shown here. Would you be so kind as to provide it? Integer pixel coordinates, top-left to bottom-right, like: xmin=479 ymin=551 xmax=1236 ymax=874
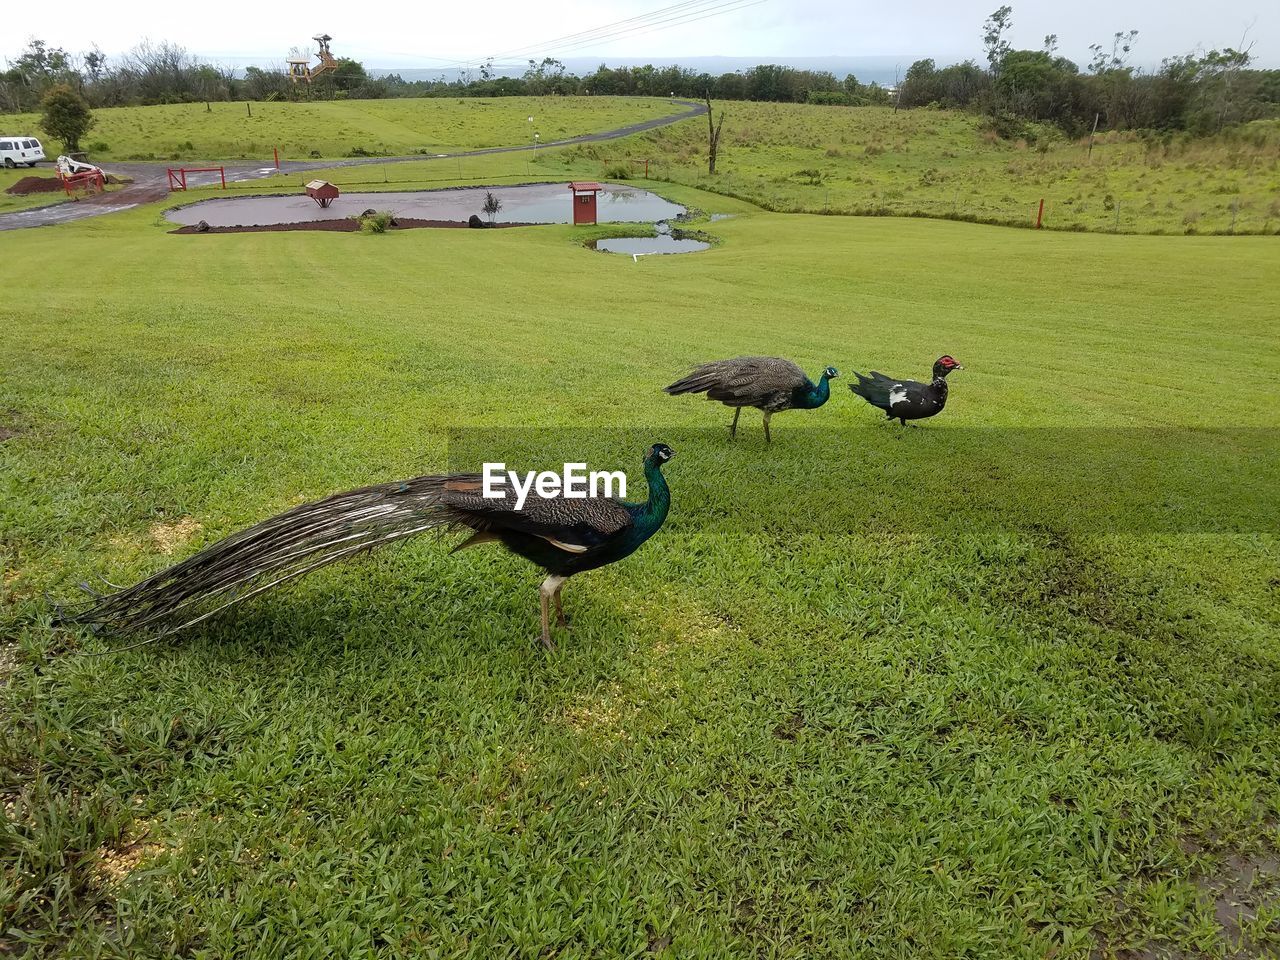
xmin=423 ymin=0 xmax=770 ymax=74
xmin=483 ymin=0 xmax=734 ymax=63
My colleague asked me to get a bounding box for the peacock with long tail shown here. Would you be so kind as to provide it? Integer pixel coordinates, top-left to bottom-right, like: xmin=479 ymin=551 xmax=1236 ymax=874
xmin=664 ymin=357 xmax=839 ymax=441
xmin=849 ymin=356 xmax=963 ymax=425
xmin=64 ymin=444 xmax=675 ymax=651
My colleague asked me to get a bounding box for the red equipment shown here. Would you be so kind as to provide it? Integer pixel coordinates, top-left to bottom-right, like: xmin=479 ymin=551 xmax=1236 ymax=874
xmin=60 ymin=169 xmax=105 ymax=197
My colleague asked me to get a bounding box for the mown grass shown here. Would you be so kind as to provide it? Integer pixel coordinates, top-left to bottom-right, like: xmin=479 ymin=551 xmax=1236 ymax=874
xmin=563 ymin=102 xmax=1280 ymax=235
xmin=0 ymin=96 xmax=678 ymax=163
xmin=2 ymin=192 xmax=1278 ymax=957
xmin=0 ymin=167 xmax=64 ymax=214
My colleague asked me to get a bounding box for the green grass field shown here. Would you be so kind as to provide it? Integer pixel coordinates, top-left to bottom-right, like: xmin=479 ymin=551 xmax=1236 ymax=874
xmin=2 ymin=180 xmax=1277 ymax=957
xmin=562 ymin=103 xmax=1280 ymax=235
xmin=0 ymin=96 xmax=678 ymax=162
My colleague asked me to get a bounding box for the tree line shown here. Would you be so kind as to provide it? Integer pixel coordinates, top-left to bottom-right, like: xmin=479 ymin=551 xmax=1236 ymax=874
xmin=0 ymin=39 xmax=893 ymax=111
xmin=4 ymin=12 xmax=1277 ymax=140
xmin=897 ymin=7 xmax=1278 ymax=136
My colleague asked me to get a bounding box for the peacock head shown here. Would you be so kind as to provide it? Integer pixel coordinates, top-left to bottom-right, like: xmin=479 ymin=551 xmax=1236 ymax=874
xmin=933 ymin=356 xmax=963 ymax=378
xmin=646 ymin=443 xmax=675 ymax=466
xmin=823 ymin=366 xmax=840 ymax=380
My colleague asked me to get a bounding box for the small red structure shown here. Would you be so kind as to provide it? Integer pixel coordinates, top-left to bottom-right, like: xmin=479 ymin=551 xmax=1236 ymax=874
xmin=305 ymin=179 xmax=340 ymax=208
xmin=568 ymin=181 xmax=602 ymax=225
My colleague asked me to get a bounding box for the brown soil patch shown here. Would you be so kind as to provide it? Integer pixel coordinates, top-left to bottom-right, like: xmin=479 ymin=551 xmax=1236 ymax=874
xmin=5 ymin=176 xmax=62 ymax=195
xmin=150 ymin=517 xmax=202 ymax=554
xmin=170 ymin=218 xmax=537 ymax=235
xmin=1197 ymin=849 xmax=1280 ymax=955
xmin=95 ymin=836 xmax=165 ymax=885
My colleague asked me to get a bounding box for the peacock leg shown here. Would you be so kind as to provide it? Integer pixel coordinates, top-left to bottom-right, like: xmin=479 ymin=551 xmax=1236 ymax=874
xmin=763 ymin=411 xmax=772 ymax=443
xmin=554 ymin=581 xmax=569 ymax=628
xmin=539 ymin=575 xmax=567 ymax=649
xmin=729 ymin=407 xmax=740 ymax=439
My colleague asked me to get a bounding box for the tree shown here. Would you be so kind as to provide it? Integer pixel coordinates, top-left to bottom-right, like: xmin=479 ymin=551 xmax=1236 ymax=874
xmin=705 ymin=95 xmax=725 ymax=175
xmin=40 ymin=83 xmax=94 ymax=151
xmin=482 ymin=191 xmax=502 ymax=224
xmin=982 ymin=6 xmax=1014 ymax=75
xmin=1089 ymin=30 xmax=1139 ymax=74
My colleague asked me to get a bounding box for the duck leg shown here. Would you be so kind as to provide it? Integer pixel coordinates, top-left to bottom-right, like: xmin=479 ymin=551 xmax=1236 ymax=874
xmin=729 ymin=408 xmax=740 ymax=439
xmin=763 ymin=411 xmax=773 ymax=443
xmin=538 ymin=575 xmax=567 ymax=650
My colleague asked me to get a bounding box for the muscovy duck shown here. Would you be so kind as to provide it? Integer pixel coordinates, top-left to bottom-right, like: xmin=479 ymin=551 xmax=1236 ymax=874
xmin=849 ymin=355 xmax=963 ymax=425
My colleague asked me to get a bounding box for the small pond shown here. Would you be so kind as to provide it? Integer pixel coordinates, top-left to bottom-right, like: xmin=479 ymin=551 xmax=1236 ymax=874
xmin=166 ymin=182 xmax=685 ymax=228
xmin=593 ymin=235 xmax=711 ymax=256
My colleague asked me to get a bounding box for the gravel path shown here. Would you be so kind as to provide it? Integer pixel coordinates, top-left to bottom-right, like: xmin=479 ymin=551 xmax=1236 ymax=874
xmin=0 ymin=99 xmax=706 ymax=233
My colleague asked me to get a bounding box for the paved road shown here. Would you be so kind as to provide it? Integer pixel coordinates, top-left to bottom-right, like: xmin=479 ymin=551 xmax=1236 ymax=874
xmin=0 ymin=99 xmax=707 ymax=232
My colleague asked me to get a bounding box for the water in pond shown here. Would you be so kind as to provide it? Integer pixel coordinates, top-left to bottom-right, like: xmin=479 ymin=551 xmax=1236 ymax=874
xmin=166 ymin=182 xmax=684 ymax=228
xmin=593 ymin=235 xmax=710 ymax=256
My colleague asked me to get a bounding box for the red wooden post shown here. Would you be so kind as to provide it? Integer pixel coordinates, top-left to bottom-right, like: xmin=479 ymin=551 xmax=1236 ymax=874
xmin=273 ymin=146 xmax=279 ymax=170
xmin=219 ymin=166 xmax=226 ymax=189
xmin=1036 ymin=198 xmax=1045 ymax=229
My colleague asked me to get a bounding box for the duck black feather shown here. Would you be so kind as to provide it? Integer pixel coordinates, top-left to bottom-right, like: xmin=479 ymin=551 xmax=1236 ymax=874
xmin=849 ymin=356 xmax=963 ymax=425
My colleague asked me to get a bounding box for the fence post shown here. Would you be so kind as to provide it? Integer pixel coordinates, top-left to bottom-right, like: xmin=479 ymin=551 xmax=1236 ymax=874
xmin=273 ymin=146 xmax=279 ymax=170
xmin=220 ymin=166 xmax=226 ymax=189
xmin=1036 ymin=198 xmax=1045 ymax=229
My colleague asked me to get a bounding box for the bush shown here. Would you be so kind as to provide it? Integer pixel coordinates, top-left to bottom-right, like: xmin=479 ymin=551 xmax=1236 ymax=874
xmin=360 ymin=211 xmax=395 ymax=234
xmin=807 ymin=91 xmax=851 ymax=106
xmin=984 ymin=112 xmax=1028 ymax=141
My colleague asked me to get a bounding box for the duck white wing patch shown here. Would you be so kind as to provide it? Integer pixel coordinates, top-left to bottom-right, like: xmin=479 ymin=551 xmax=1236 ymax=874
xmin=888 ymin=384 xmax=910 ymax=409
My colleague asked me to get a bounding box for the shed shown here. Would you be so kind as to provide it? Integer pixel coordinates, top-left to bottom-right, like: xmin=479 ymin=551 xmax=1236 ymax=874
xmin=305 ymin=179 xmax=340 ymax=208
xmin=568 ymin=181 xmax=602 ymax=225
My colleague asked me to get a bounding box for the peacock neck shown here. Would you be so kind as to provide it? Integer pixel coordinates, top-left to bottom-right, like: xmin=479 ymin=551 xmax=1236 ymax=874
xmin=802 ymin=372 xmax=832 ymax=409
xmin=631 ymin=458 xmax=670 ymax=534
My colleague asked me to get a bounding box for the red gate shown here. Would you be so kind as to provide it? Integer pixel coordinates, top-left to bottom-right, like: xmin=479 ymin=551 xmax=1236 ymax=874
xmin=167 ymin=166 xmax=227 ymax=191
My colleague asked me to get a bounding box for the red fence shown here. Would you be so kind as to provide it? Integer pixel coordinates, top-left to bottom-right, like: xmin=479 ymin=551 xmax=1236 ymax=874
xmin=167 ymin=166 xmax=227 ymax=191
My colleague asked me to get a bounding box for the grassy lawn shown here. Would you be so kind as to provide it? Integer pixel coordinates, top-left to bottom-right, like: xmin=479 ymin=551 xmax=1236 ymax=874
xmin=563 ymin=102 xmax=1280 ymax=235
xmin=0 ymin=96 xmax=680 ymax=163
xmin=0 ymin=166 xmax=68 ymax=214
xmin=2 ymin=191 xmax=1278 ymax=956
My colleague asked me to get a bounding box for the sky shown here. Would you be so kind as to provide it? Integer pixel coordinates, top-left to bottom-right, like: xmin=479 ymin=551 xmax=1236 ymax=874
xmin=3 ymin=0 xmax=1274 ymax=71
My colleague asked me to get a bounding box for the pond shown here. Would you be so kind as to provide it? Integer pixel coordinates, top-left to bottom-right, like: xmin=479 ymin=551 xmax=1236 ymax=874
xmin=166 ymin=182 xmax=685 ymax=228
xmin=592 ymin=235 xmax=711 ymax=256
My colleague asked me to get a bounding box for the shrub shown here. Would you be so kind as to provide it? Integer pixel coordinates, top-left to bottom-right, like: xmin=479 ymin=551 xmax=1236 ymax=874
xmin=360 ymin=211 xmax=395 ymax=234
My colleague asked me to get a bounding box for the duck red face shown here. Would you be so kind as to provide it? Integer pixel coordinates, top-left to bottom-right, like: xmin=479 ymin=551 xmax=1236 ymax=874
xmin=937 ymin=355 xmax=961 ymax=370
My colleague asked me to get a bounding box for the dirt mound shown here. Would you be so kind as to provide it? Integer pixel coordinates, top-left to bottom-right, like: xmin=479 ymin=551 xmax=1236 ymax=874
xmin=5 ymin=176 xmax=63 ymax=196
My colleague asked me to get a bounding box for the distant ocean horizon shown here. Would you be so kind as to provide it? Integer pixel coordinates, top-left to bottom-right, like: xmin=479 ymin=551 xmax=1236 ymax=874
xmin=365 ymin=56 xmax=909 ymax=87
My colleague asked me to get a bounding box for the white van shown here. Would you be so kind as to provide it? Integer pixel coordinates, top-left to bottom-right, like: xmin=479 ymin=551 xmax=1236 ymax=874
xmin=0 ymin=136 xmax=46 ymax=168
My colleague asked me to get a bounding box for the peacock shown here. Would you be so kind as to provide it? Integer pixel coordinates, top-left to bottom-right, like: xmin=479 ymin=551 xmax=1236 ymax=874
xmin=664 ymin=357 xmax=839 ymax=442
xmin=65 ymin=444 xmax=675 ymax=651
xmin=848 ymin=355 xmax=963 ymax=425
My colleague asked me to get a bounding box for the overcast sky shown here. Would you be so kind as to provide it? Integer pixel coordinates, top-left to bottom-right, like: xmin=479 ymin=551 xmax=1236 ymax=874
xmin=4 ymin=0 xmax=1274 ymax=70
